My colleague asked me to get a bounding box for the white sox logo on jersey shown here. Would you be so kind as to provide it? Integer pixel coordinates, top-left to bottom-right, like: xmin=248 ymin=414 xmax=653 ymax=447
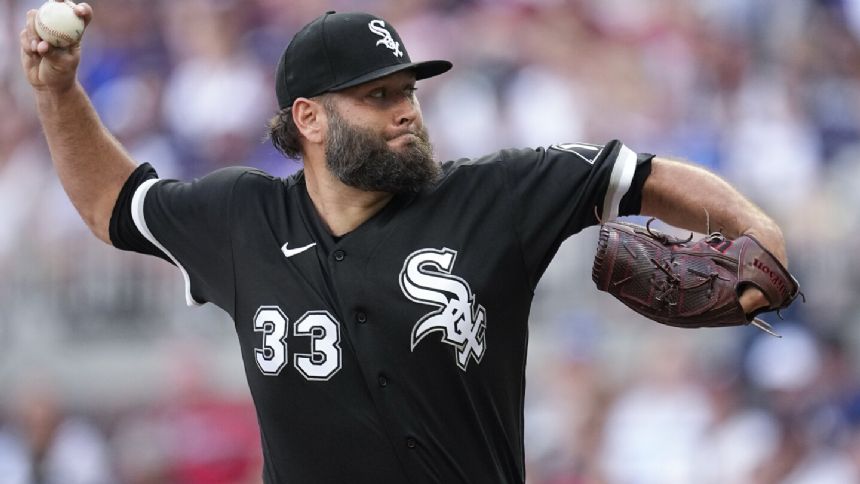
xmin=368 ymin=20 xmax=403 ymax=58
xmin=399 ymin=248 xmax=486 ymax=370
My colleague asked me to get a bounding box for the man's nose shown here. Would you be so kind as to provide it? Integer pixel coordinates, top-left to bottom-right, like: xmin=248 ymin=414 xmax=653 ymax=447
xmin=395 ymin=96 xmax=418 ymax=126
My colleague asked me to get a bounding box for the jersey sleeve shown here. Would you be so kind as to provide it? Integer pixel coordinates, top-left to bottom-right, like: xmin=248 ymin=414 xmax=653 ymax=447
xmin=500 ymin=140 xmax=653 ymax=285
xmin=110 ymin=162 xmax=241 ymax=309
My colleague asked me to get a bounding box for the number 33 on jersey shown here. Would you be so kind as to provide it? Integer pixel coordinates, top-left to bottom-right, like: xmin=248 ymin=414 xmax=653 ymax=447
xmin=253 ymin=307 xmax=342 ymax=380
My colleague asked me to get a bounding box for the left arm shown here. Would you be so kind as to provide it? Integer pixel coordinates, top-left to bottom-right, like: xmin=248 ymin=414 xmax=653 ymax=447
xmin=639 ymin=157 xmax=786 ymax=313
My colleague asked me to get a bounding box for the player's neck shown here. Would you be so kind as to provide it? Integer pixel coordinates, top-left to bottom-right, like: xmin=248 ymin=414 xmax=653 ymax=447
xmin=303 ymin=161 xmax=394 ymax=237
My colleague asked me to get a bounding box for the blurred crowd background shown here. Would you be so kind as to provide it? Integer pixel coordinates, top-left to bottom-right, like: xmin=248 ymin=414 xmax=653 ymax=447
xmin=1 ymin=0 xmax=859 ymax=483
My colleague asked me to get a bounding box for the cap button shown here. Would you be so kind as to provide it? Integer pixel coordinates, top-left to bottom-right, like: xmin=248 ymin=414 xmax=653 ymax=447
xmin=326 ymin=10 xmax=336 ymax=14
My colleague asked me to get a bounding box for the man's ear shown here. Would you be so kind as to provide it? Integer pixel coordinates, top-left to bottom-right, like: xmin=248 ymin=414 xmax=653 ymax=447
xmin=293 ymin=98 xmax=326 ymax=145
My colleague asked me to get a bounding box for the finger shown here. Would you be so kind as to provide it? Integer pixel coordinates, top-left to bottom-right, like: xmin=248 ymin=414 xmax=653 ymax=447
xmin=19 ymin=28 xmax=39 ymax=55
xmin=20 ymin=29 xmax=41 ymax=72
xmin=37 ymin=39 xmax=54 ymax=56
xmin=25 ymin=10 xmax=38 ymax=43
xmin=20 ymin=28 xmax=32 ymax=53
xmin=74 ymin=3 xmax=94 ymax=27
xmin=739 ymin=287 xmax=769 ymax=314
xmin=23 ymin=11 xmax=44 ymax=56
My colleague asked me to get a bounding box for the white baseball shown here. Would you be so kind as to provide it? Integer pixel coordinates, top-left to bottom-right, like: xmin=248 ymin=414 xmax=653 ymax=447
xmin=35 ymin=0 xmax=85 ymax=48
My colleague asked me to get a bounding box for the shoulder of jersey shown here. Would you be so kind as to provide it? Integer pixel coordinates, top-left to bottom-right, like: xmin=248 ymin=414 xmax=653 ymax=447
xmin=238 ymin=167 xmax=279 ymax=181
xmin=215 ymin=166 xmax=284 ymax=186
xmin=199 ymin=166 xmax=271 ymax=182
xmin=439 ymin=148 xmax=528 ymax=173
xmin=205 ymin=166 xmax=285 ymax=197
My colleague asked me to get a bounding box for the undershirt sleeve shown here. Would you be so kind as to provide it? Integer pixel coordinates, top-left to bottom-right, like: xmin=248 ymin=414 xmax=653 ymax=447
xmin=110 ymin=162 xmax=169 ymax=262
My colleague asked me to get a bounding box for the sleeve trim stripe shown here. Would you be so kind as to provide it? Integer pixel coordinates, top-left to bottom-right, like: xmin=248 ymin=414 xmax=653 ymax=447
xmin=601 ymin=144 xmax=637 ymax=221
xmin=131 ymin=179 xmax=203 ymax=307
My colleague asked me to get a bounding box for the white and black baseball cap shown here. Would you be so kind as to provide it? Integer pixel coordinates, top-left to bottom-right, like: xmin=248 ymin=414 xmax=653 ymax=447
xmin=275 ymin=11 xmax=453 ymax=109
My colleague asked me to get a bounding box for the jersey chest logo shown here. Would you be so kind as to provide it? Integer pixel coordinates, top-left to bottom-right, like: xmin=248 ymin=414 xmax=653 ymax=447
xmin=399 ymin=248 xmax=486 ymax=370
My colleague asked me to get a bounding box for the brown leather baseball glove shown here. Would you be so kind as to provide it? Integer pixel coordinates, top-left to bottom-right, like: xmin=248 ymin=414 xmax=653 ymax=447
xmin=592 ymin=219 xmax=801 ymax=336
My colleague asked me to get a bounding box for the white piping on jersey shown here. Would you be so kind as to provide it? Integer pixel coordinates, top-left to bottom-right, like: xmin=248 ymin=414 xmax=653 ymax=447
xmin=601 ymin=144 xmax=637 ymax=222
xmin=131 ymin=178 xmax=203 ymax=307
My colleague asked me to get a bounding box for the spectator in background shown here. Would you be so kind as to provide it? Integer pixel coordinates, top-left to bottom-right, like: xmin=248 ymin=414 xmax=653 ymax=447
xmin=599 ymin=335 xmax=713 ymax=484
xmin=695 ymin=363 xmax=780 ymax=484
xmin=746 ymin=325 xmax=860 ymax=484
xmin=160 ymin=0 xmax=272 ymax=176
xmin=111 ymin=348 xmax=262 ymax=484
xmin=0 ymin=377 xmax=114 ymax=484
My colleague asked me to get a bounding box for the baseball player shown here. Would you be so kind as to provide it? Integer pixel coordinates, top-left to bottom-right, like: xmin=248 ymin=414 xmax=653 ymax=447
xmin=21 ymin=6 xmax=789 ymax=484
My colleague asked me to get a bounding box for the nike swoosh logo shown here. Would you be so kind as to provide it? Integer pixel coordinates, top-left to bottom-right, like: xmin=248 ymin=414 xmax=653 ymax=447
xmin=281 ymin=242 xmax=317 ymax=258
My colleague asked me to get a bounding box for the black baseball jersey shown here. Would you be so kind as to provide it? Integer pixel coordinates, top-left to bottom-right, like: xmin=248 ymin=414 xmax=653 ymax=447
xmin=110 ymin=140 xmax=653 ymax=483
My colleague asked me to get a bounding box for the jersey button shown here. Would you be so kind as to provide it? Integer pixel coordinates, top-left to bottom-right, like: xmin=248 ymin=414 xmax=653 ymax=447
xmin=377 ymin=374 xmax=388 ymax=387
xmin=333 ymin=250 xmax=345 ymax=261
xmin=406 ymin=437 xmax=417 ymax=449
xmin=356 ymin=311 xmax=367 ymax=324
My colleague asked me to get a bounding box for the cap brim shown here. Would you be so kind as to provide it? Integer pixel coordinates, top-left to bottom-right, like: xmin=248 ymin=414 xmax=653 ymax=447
xmin=327 ymin=60 xmax=453 ymax=92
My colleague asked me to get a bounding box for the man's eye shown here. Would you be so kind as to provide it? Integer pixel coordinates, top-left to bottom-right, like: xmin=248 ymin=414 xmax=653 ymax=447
xmin=405 ymin=87 xmax=418 ymax=96
xmin=369 ymin=89 xmax=385 ymax=99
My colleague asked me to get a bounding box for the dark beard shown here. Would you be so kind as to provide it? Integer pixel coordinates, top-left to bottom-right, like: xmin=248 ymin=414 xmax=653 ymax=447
xmin=324 ymin=107 xmax=440 ymax=194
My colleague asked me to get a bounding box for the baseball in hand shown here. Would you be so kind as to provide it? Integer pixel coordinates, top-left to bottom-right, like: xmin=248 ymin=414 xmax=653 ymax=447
xmin=35 ymin=0 xmax=85 ymax=48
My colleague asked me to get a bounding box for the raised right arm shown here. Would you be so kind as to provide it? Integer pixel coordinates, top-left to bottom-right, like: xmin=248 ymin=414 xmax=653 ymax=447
xmin=20 ymin=2 xmax=135 ymax=244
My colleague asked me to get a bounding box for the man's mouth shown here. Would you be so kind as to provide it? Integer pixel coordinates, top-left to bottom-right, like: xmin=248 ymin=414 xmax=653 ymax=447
xmin=388 ymin=133 xmax=419 ymax=145
xmin=388 ymin=132 xmax=419 ymax=143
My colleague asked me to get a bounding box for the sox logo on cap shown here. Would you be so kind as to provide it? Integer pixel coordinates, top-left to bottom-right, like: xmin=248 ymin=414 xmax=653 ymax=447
xmin=368 ymin=19 xmax=403 ymax=58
